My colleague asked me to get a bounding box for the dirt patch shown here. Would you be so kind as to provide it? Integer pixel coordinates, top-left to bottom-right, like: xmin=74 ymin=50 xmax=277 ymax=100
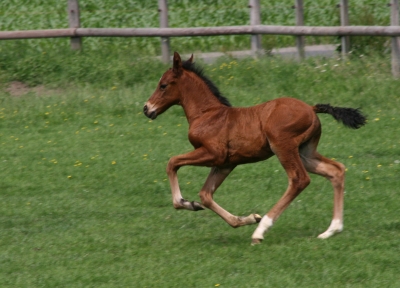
xmin=5 ymin=81 xmax=61 ymax=97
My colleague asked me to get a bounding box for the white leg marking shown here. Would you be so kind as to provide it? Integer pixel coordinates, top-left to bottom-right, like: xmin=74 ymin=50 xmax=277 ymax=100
xmin=252 ymin=216 xmax=273 ymax=240
xmin=318 ymin=219 xmax=343 ymax=239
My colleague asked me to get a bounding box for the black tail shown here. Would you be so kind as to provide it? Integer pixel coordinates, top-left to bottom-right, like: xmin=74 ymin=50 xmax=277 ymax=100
xmin=314 ymin=103 xmax=367 ymax=129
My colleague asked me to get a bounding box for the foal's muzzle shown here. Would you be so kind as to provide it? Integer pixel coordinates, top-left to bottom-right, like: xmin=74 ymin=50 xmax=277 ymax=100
xmin=143 ymin=104 xmax=157 ymax=120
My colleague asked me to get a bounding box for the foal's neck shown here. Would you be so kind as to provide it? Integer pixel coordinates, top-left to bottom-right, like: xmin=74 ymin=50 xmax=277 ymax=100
xmin=180 ymin=72 xmax=225 ymax=123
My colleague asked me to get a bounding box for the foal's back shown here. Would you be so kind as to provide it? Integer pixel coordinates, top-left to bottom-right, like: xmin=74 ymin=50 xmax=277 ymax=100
xmin=229 ymin=97 xmax=319 ymax=142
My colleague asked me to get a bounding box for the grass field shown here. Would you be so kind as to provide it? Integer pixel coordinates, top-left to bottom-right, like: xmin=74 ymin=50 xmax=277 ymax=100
xmin=0 ymin=51 xmax=400 ymax=287
xmin=0 ymin=1 xmax=399 ymax=286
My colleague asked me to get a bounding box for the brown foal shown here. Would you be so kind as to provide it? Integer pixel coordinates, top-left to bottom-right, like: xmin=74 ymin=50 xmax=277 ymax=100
xmin=144 ymin=52 xmax=366 ymax=244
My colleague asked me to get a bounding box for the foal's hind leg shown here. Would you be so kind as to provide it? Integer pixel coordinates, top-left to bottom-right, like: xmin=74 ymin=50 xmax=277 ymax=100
xmin=251 ymin=148 xmax=311 ymax=244
xmin=199 ymin=167 xmax=262 ymax=228
xmin=300 ymin=150 xmax=345 ymax=239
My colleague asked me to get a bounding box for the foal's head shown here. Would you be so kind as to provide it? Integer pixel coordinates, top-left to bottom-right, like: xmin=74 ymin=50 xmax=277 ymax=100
xmin=143 ymin=52 xmax=192 ymax=120
xmin=143 ymin=52 xmax=231 ymax=120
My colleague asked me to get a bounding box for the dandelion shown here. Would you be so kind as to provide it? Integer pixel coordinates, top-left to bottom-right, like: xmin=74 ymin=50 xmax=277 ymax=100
xmin=348 ymin=155 xmax=353 ymax=159
xmin=67 ymin=175 xmax=72 ymax=179
xmin=365 ymin=176 xmax=370 ymax=180
xmin=111 ymin=86 xmax=117 ymax=90
xmin=377 ymin=164 xmax=382 ymax=168
xmin=111 ymin=161 xmax=117 ymax=165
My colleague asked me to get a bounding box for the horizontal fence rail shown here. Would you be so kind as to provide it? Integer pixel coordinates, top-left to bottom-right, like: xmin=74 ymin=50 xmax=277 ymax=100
xmin=2 ymin=25 xmax=400 ymax=40
xmin=1 ymin=0 xmax=399 ymax=76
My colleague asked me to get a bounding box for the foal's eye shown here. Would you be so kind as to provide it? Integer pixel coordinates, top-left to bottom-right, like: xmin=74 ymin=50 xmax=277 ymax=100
xmin=160 ymin=84 xmax=167 ymax=90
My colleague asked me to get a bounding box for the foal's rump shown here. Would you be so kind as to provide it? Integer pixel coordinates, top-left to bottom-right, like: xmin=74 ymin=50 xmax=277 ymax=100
xmin=257 ymin=97 xmax=321 ymax=146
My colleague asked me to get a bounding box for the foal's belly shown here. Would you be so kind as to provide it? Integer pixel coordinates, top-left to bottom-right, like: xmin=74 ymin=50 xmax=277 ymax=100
xmin=227 ymin=136 xmax=274 ymax=164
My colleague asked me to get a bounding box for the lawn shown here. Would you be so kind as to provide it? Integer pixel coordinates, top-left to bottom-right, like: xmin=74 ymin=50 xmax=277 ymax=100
xmin=0 ymin=51 xmax=399 ymax=287
xmin=1 ymin=1 xmax=399 ymax=286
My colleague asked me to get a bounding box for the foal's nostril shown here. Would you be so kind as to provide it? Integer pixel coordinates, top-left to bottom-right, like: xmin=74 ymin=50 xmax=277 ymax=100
xmin=143 ymin=105 xmax=148 ymax=114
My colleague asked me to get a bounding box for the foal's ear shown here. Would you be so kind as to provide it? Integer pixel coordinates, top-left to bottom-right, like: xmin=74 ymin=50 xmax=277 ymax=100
xmin=172 ymin=52 xmax=183 ymax=76
xmin=187 ymin=54 xmax=194 ymax=63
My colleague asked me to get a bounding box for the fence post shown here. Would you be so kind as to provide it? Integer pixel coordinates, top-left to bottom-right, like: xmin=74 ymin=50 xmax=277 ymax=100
xmin=391 ymin=0 xmax=400 ymax=77
xmin=249 ymin=0 xmax=262 ymax=56
xmin=68 ymin=0 xmax=82 ymax=50
xmin=294 ymin=0 xmax=305 ymax=60
xmin=339 ymin=0 xmax=350 ymax=56
xmin=159 ymin=0 xmax=170 ymax=63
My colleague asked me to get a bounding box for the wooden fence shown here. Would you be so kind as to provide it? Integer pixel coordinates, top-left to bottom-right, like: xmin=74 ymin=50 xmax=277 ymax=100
xmin=1 ymin=0 xmax=400 ymax=76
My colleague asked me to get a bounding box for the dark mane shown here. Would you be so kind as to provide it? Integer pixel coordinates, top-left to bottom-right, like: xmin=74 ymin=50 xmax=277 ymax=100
xmin=182 ymin=60 xmax=232 ymax=107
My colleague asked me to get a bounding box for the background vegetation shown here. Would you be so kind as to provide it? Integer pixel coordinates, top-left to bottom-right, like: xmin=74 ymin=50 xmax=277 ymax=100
xmin=0 ymin=1 xmax=399 ymax=287
xmin=0 ymin=0 xmax=392 ymax=54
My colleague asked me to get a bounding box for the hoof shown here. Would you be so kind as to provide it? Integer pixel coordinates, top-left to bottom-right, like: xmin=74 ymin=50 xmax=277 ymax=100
xmin=178 ymin=199 xmax=205 ymax=211
xmin=254 ymin=214 xmax=262 ymax=223
xmin=191 ymin=201 xmax=205 ymax=211
xmin=318 ymin=220 xmax=343 ymax=239
xmin=317 ymin=229 xmax=342 ymax=239
xmin=251 ymin=238 xmax=262 ymax=245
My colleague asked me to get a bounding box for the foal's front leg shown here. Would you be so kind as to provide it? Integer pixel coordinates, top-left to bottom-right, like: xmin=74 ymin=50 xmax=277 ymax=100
xmin=166 ymin=147 xmax=215 ymax=211
xmin=166 ymin=148 xmax=261 ymax=227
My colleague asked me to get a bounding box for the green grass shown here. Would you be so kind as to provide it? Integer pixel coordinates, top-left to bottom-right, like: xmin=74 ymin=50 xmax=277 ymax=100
xmin=0 ymin=52 xmax=399 ymax=287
